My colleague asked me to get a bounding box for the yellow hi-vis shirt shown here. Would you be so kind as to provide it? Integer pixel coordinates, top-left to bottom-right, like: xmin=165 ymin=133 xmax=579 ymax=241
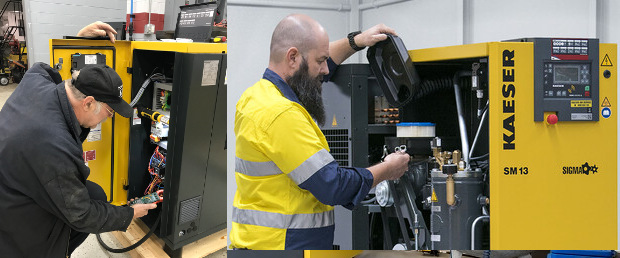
xmin=231 ymin=76 xmax=336 ymax=249
xmin=231 ymin=68 xmax=373 ymax=250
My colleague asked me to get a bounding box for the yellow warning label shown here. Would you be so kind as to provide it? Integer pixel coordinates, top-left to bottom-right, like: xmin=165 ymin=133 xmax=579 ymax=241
xmin=571 ymin=100 xmax=592 ymax=108
xmin=331 ymin=115 xmax=338 ymax=127
xmin=602 ymin=54 xmax=613 ymax=66
xmin=602 ymin=97 xmax=611 ymax=107
xmin=431 ymin=189 xmax=438 ymax=202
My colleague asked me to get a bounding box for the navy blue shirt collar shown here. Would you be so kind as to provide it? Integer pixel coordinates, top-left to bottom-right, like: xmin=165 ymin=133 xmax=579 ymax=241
xmin=263 ymin=68 xmax=301 ymax=104
xmin=262 ymin=58 xmax=338 ymax=104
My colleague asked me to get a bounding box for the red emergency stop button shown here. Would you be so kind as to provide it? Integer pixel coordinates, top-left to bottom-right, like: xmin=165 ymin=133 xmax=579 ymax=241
xmin=546 ymin=114 xmax=558 ymax=125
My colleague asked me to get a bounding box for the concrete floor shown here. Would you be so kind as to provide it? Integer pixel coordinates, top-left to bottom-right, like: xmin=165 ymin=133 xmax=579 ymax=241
xmin=72 ymin=234 xmax=226 ymax=258
xmin=73 ymin=234 xmax=132 ymax=258
xmin=0 ymin=83 xmax=18 ymax=107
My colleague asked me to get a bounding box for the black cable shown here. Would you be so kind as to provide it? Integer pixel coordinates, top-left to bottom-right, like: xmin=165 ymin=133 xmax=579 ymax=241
xmin=96 ymin=214 xmax=161 ymax=253
xmin=413 ymin=77 xmax=453 ymax=100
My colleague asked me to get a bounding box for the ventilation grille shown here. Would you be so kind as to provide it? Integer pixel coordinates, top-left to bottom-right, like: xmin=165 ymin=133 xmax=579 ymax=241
xmin=178 ymin=196 xmax=201 ymax=225
xmin=322 ymin=129 xmax=349 ymax=166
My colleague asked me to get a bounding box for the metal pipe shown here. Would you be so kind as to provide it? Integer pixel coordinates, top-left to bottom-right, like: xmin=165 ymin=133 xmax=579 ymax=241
xmin=453 ymin=71 xmax=471 ymax=167
xmin=469 ymin=100 xmax=489 ymax=159
xmin=414 ymin=212 xmax=418 ymax=250
xmin=471 ymin=215 xmax=490 ymax=249
xmin=359 ymin=0 xmax=411 ymax=10
xmin=228 ymin=0 xmax=351 ymax=11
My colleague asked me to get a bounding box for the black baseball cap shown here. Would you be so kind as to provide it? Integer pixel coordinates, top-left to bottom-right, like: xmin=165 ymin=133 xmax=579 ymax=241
xmin=73 ymin=64 xmax=133 ymax=118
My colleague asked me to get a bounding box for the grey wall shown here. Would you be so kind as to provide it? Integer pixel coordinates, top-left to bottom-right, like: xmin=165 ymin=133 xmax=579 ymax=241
xmin=228 ymin=0 xmax=620 ymax=249
xmin=164 ymin=0 xmax=185 ymax=31
xmin=23 ymin=0 xmax=126 ymax=66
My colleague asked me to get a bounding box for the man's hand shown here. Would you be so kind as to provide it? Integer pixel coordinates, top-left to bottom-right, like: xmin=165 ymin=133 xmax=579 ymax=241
xmin=354 ymin=23 xmax=397 ymax=48
xmin=77 ymin=21 xmax=118 ymax=43
xmin=382 ymin=151 xmax=410 ymax=180
xmin=368 ymin=150 xmax=410 ymax=187
xmin=132 ymin=203 xmax=157 ymax=219
xmin=329 ymin=23 xmax=397 ymax=65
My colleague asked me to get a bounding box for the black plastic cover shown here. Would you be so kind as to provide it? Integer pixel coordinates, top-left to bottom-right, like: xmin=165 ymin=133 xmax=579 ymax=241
xmin=367 ymin=35 xmax=420 ymax=107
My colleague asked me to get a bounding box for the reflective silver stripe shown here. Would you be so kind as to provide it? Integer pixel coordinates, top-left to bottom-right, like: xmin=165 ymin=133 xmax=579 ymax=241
xmin=288 ymin=149 xmax=334 ymax=185
xmin=235 ymin=157 xmax=283 ymax=177
xmin=232 ymin=207 xmax=334 ymax=229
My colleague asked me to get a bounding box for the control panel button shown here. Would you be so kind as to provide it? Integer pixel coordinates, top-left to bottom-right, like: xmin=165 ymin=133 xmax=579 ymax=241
xmin=546 ymin=114 xmax=559 ymax=125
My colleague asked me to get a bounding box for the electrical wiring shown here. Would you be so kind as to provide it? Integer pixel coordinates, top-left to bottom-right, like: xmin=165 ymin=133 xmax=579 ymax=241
xmin=160 ymin=90 xmax=170 ymax=111
xmin=145 ymin=146 xmax=166 ymax=195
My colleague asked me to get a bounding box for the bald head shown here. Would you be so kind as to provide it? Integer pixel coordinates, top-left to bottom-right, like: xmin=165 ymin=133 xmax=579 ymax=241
xmin=269 ymin=14 xmax=328 ymax=64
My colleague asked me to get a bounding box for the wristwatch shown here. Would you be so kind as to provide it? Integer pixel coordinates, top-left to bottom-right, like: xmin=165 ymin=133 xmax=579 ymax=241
xmin=347 ymin=31 xmax=365 ymax=51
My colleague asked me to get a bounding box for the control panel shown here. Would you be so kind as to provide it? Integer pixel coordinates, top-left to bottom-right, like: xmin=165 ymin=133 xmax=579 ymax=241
xmin=524 ymin=38 xmax=599 ymax=121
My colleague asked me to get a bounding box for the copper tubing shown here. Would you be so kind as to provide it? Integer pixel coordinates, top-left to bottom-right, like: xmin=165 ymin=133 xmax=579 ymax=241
xmin=446 ymin=175 xmax=455 ymax=206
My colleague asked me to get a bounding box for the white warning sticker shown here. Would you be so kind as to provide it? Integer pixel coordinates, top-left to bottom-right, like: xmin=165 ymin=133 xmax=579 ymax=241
xmin=201 ymin=60 xmax=219 ymax=86
xmin=85 ymin=55 xmax=97 ymax=64
xmin=87 ymin=123 xmax=102 ymax=142
xmin=431 ymin=206 xmax=441 ymax=212
xmin=132 ymin=108 xmax=142 ymax=125
xmin=431 ymin=235 xmax=441 ymax=242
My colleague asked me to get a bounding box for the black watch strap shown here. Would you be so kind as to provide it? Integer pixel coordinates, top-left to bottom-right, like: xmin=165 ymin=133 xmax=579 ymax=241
xmin=347 ymin=31 xmax=365 ymax=51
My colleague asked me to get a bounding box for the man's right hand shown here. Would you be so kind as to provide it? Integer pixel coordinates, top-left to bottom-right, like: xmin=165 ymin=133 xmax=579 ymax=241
xmin=368 ymin=151 xmax=410 ymax=188
xmin=382 ymin=151 xmax=410 ymax=180
xmin=132 ymin=203 xmax=157 ymax=219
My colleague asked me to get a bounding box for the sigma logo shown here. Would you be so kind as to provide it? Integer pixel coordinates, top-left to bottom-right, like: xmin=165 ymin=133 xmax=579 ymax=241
xmin=562 ymin=162 xmax=599 ymax=175
xmin=118 ymin=85 xmax=123 ymax=97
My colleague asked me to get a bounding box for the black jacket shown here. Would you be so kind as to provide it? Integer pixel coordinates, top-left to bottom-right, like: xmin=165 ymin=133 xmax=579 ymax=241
xmin=0 ymin=63 xmax=133 ymax=257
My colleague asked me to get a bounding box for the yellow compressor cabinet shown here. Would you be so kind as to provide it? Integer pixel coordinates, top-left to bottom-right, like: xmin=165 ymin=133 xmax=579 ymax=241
xmin=408 ymin=39 xmax=617 ymax=249
xmin=49 ymin=39 xmax=225 ymax=205
xmin=49 ymin=39 xmax=227 ymax=251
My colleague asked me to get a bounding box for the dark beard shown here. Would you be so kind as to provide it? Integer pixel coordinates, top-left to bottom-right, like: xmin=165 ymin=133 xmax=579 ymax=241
xmin=286 ymin=57 xmax=326 ymax=127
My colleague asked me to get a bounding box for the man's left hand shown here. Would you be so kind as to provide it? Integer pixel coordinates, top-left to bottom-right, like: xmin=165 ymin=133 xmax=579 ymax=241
xmin=354 ymin=24 xmax=397 ymax=48
xmin=77 ymin=21 xmax=117 ymax=43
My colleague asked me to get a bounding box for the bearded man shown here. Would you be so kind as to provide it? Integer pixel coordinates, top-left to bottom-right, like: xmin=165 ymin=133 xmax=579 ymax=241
xmin=231 ymin=14 xmax=411 ymax=250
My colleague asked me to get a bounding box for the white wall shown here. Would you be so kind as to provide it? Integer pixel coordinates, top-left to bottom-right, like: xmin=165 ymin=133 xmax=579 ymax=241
xmin=23 ymin=0 xmax=126 ymax=66
xmin=228 ymin=0 xmax=620 ymax=250
xmin=468 ymin=0 xmax=596 ymax=42
xmin=361 ymin=0 xmax=463 ymax=50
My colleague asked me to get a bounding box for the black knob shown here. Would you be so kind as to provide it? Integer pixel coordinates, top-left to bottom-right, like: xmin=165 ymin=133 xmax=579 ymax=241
xmin=604 ymin=70 xmax=611 ymax=79
xmin=442 ymin=164 xmax=457 ymax=175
